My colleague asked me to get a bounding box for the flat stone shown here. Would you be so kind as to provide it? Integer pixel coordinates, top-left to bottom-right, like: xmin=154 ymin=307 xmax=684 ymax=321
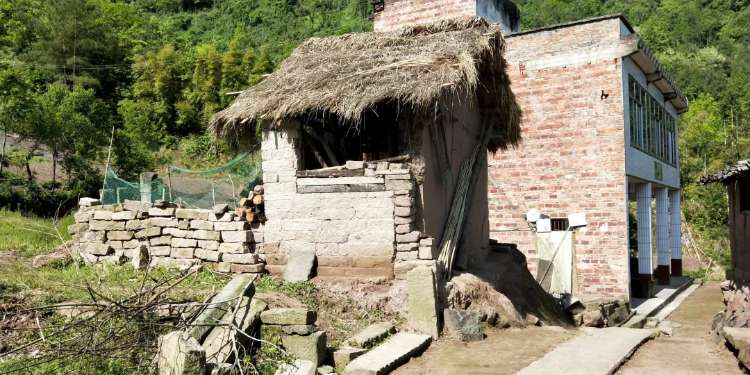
xmin=284 ymin=248 xmax=316 ymax=282
xmin=172 ymin=247 xmax=195 ymax=259
xmin=112 ymin=211 xmax=136 ymax=221
xmin=89 ymin=220 xmax=125 ymax=231
xmin=221 ymin=231 xmax=253 ymax=243
xmin=67 ymin=223 xmax=88 ymax=235
xmin=79 ymin=197 xmax=101 ymax=207
xmin=122 ymin=199 xmax=151 ymax=212
xmin=219 ymin=242 xmax=250 ymax=253
xmin=149 ymin=217 xmax=179 ymax=228
xmin=261 ymin=308 xmax=316 ymax=325
xmin=195 ymin=249 xmax=220 ymax=262
xmin=406 ymin=266 xmax=439 ymax=338
xmin=346 ymin=322 xmax=395 ymax=348
xmin=176 ymin=208 xmax=210 ymax=220
xmin=281 ymin=331 xmax=326 ymax=368
xmin=149 ymin=246 xmax=171 ymax=257
xmin=190 ymin=220 xmax=214 ymax=230
xmin=275 ymin=359 xmax=316 ymax=375
xmin=192 ymin=230 xmax=221 ymax=241
xmin=517 ymin=327 xmax=654 ymax=375
xmin=214 ymin=221 xmax=249 ymax=231
xmin=85 ymin=242 xmax=112 ymax=256
xmin=343 ymin=332 xmax=431 ymax=375
xmin=443 ymin=309 xmax=484 ymax=342
xmin=722 ymin=326 xmax=750 ymax=368
xmin=204 ymin=296 xmax=264 ymax=365
xmin=93 ymin=210 xmax=113 ymax=220
xmin=172 ymin=238 xmax=197 ymax=248
xmin=317 ymin=365 xmax=334 ymax=375
xmin=282 ymin=324 xmax=317 ymax=335
xmin=125 ymin=220 xmax=145 ymax=231
xmin=197 ymin=240 xmax=220 ymax=250
xmin=396 ymin=231 xmax=421 ymax=243
xmin=334 ymin=347 xmax=367 ymax=373
xmin=230 ymin=263 xmax=265 ymax=273
xmin=149 ymin=207 xmax=175 ymax=217
xmin=157 ymin=331 xmax=206 ymax=375
xmin=150 ymin=257 xmax=201 ymax=271
xmin=222 ymin=253 xmax=258 ymax=264
xmin=188 ymin=274 xmax=257 ymax=342
xmin=163 ymin=227 xmax=189 ymax=238
xmin=213 ymin=204 xmax=230 ymax=215
xmin=74 ymin=210 xmax=93 ymax=223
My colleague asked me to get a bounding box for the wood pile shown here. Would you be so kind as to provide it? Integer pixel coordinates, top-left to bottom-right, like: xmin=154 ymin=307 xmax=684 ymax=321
xmin=236 ymin=185 xmax=265 ymax=224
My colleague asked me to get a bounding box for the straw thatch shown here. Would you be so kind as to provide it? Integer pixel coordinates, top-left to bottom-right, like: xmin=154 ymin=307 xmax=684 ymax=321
xmin=210 ymin=17 xmax=521 ymax=151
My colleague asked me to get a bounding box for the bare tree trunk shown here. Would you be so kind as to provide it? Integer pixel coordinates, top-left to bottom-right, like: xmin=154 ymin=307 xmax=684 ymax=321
xmin=0 ymin=126 xmax=7 ymax=176
xmin=52 ymin=148 xmax=57 ymax=186
xmin=25 ymin=153 xmax=33 ymax=182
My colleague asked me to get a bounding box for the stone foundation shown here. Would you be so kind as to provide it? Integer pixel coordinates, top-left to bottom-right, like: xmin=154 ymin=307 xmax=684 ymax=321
xmin=69 ymin=199 xmax=265 ymax=273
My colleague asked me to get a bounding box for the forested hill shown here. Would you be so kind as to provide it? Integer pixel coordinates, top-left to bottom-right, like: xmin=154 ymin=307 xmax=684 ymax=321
xmin=1 ymin=0 xmax=749 ymax=263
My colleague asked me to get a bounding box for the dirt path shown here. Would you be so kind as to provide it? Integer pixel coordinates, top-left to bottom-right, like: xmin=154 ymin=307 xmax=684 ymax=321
xmin=394 ymin=326 xmax=577 ymax=375
xmin=617 ymin=282 xmax=743 ymax=375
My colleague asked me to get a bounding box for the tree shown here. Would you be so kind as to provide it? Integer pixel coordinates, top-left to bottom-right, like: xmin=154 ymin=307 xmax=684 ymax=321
xmin=0 ymin=67 xmax=36 ymax=177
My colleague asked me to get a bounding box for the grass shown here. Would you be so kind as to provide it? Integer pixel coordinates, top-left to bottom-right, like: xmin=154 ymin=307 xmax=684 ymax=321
xmin=0 ymin=209 xmax=74 ymax=257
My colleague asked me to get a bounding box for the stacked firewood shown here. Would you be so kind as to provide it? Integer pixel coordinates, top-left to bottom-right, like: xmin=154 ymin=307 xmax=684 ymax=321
xmin=236 ymin=185 xmax=265 ymax=224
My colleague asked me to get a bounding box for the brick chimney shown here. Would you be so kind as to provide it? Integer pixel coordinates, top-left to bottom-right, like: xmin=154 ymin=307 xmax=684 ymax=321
xmin=372 ymin=0 xmax=521 ymax=33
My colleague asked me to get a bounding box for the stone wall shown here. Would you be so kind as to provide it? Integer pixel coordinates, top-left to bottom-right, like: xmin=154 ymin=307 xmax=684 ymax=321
xmin=69 ymin=199 xmax=265 ymax=274
xmin=488 ymin=18 xmax=630 ymax=301
xmin=259 ymin=123 xmax=437 ymax=280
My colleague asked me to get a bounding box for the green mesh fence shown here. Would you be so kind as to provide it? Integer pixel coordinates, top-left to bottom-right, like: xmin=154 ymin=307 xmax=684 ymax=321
xmin=101 ymin=153 xmax=262 ymax=209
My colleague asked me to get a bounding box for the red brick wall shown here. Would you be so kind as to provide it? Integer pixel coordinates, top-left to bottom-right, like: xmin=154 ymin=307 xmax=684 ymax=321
xmin=489 ymin=19 xmax=631 ymax=301
xmin=373 ymin=0 xmax=475 ymax=32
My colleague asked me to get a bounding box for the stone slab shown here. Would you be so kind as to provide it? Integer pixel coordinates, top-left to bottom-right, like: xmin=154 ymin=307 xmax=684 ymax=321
xmin=284 ymin=248 xmax=316 ymax=282
xmin=275 ymin=359 xmax=316 ymax=375
xmin=346 ymin=322 xmax=395 ymax=349
xmin=188 ymin=274 xmax=257 ymax=342
xmin=157 ymin=331 xmax=206 ymax=375
xmin=343 ymin=332 xmax=431 ymax=375
xmin=261 ymin=308 xmax=316 ymax=325
xmin=406 ymin=266 xmax=439 ymax=338
xmin=334 ymin=347 xmax=368 ymax=373
xmin=516 ymin=327 xmax=654 ymax=375
xmin=281 ymin=331 xmax=326 ymax=368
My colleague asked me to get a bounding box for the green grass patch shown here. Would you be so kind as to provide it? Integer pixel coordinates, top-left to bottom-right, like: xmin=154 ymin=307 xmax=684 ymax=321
xmin=255 ymin=275 xmax=319 ymax=310
xmin=0 ymin=209 xmax=74 ymax=257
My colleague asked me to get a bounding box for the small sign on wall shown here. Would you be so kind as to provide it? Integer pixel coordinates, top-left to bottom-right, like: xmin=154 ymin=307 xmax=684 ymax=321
xmin=654 ymin=161 xmax=663 ymax=181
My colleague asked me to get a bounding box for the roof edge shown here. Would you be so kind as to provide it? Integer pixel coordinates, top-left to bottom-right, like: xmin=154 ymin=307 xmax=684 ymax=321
xmin=505 ymin=14 xmax=633 ymax=38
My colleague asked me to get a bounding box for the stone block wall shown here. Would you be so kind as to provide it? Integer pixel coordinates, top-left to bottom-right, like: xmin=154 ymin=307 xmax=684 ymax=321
xmin=70 ymin=200 xmax=265 ymax=274
xmin=260 ymin=124 xmax=437 ymax=280
xmin=488 ymin=18 xmax=630 ymax=300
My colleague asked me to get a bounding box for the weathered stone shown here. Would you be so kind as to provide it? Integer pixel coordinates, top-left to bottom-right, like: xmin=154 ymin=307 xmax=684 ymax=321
xmin=281 ymin=331 xmax=326 ymax=368
xmin=395 ymin=224 xmax=412 ymax=235
xmin=197 ymin=240 xmax=220 ymax=250
xmin=219 ymin=242 xmax=250 ymax=254
xmin=149 ymin=207 xmax=175 ymax=217
xmin=78 ymin=197 xmax=101 ymax=207
xmin=333 ymin=347 xmax=367 ymax=373
xmin=112 ymin=211 xmax=136 ymax=221
xmin=396 ymin=251 xmax=418 ymax=261
xmin=157 ymin=331 xmax=206 ymax=375
xmin=89 ymin=220 xmax=125 ymax=231
xmin=275 ymin=323 xmax=317 ymax=335
xmin=215 ymin=262 xmax=232 ymax=273
xmin=221 ymin=231 xmax=253 ymax=243
xmin=125 ymin=219 xmax=145 ymax=231
xmin=178 ymin=220 xmax=190 ymax=230
xmin=190 ymin=220 xmax=214 ymax=230
xmin=67 ymin=223 xmax=89 ymax=235
xmin=107 ymin=230 xmax=134 ymax=241
xmin=82 ymin=230 xmax=106 ymax=242
xmin=214 ymin=221 xmax=249 ymax=231
xmin=394 ymin=197 xmax=413 ymax=207
xmin=396 ymin=243 xmax=418 ymax=252
xmin=394 ymin=216 xmax=414 ymax=225
xmin=419 ymin=238 xmax=434 ymax=246
xmin=195 ymin=249 xmax=220 ymax=262
xmin=394 ymin=206 xmax=413 ymax=217
xmin=163 ymin=227 xmax=188 ymax=238
xmin=99 ymin=252 xmax=128 ymax=265
xmin=343 ymin=332 xmax=431 ymax=374
xmin=176 ymin=208 xmax=210 ymax=220
xmin=131 ymin=245 xmax=149 ymax=270
xmin=385 ymin=179 xmax=413 ymax=191
xmin=230 ymin=263 xmax=265 ymax=273
xmin=172 ymin=238 xmax=197 ymax=248
xmin=443 ymin=309 xmax=484 ymax=342
xmin=222 ymin=253 xmax=258 ymax=264
xmin=261 ymin=308 xmax=316 ymax=325
xmin=212 ymin=204 xmax=230 ymax=215
xmin=149 ymin=246 xmax=171 ymax=257
xmin=122 ymin=199 xmax=151 ymax=212
xmin=74 ymin=210 xmax=93 ymax=223
xmin=275 ymin=359 xmax=316 ymax=375
xmin=149 ymin=217 xmax=179 ymax=228
xmin=346 ymin=322 xmax=395 ymax=349
xmin=136 ymin=226 xmax=162 ymax=239
xmin=122 ymin=239 xmax=140 ymax=249
xmin=85 ymin=242 xmax=112 ymax=256
xmin=188 ymin=274 xmax=257 ymax=342
xmin=406 ymin=266 xmax=439 ymax=338
xmin=284 ymin=248 xmax=316 ymax=282
xmin=418 ymin=246 xmax=433 ymax=260
xmin=316 ymin=365 xmax=334 ymax=375
xmin=150 ymin=257 xmax=201 ymax=271
xmin=192 ymin=230 xmax=221 ymax=241
xmin=172 ymin=247 xmax=195 ymax=259
xmin=203 ymin=296 xmax=264 ymax=365
xmin=108 ymin=240 xmax=123 ymax=249
xmin=93 ymin=210 xmax=113 ymax=220
xmin=396 ymin=231 xmax=421 ymax=243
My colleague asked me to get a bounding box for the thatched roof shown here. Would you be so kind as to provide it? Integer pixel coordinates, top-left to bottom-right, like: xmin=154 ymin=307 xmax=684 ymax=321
xmin=209 ymin=17 xmax=521 ymax=151
xmin=701 ymin=160 xmax=750 ymax=184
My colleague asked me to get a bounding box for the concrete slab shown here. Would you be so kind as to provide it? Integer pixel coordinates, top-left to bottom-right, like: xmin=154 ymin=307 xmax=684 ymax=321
xmin=343 ymin=332 xmax=431 ymax=375
xmin=631 ymin=277 xmax=693 ymax=317
xmin=654 ymin=283 xmax=700 ymax=321
xmin=516 ymin=327 xmax=653 ymax=375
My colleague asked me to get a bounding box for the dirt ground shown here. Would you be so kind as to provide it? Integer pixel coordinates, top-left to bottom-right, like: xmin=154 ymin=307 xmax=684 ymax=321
xmin=617 ymin=282 xmax=744 ymax=375
xmin=394 ymin=326 xmax=577 ymax=375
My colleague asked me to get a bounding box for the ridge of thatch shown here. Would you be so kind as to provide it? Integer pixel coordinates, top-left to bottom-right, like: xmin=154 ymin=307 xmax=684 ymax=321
xmin=210 ymin=17 xmax=521 ymax=150
xmin=701 ymin=159 xmax=750 ymax=184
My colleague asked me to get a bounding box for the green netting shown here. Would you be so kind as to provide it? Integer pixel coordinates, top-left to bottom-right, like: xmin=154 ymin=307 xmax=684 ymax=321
xmin=101 ymin=153 xmax=262 ymax=209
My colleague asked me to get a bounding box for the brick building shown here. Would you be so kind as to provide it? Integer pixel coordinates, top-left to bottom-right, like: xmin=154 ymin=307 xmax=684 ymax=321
xmin=373 ymin=2 xmax=688 ymax=301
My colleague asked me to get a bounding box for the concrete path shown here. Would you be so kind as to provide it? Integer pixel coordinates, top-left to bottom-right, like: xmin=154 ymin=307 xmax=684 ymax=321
xmin=617 ymin=282 xmax=744 ymax=375
xmin=517 ymin=327 xmax=653 ymax=375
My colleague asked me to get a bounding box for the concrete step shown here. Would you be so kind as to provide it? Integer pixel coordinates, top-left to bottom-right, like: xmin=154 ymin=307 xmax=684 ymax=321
xmin=517 ymin=327 xmax=655 ymax=375
xmin=346 ymin=322 xmax=396 ymax=349
xmin=343 ymin=332 xmax=431 ymax=375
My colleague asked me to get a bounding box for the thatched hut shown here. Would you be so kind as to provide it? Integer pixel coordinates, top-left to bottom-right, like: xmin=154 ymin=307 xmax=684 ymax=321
xmin=210 ymin=17 xmax=521 ymax=280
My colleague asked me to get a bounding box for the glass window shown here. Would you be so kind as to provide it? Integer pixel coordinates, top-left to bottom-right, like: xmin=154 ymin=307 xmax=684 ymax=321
xmin=628 ymin=75 xmax=677 ymax=166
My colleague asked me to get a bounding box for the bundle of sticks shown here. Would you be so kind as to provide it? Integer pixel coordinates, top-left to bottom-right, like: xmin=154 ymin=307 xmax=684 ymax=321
xmin=236 ymin=185 xmax=265 ymax=223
